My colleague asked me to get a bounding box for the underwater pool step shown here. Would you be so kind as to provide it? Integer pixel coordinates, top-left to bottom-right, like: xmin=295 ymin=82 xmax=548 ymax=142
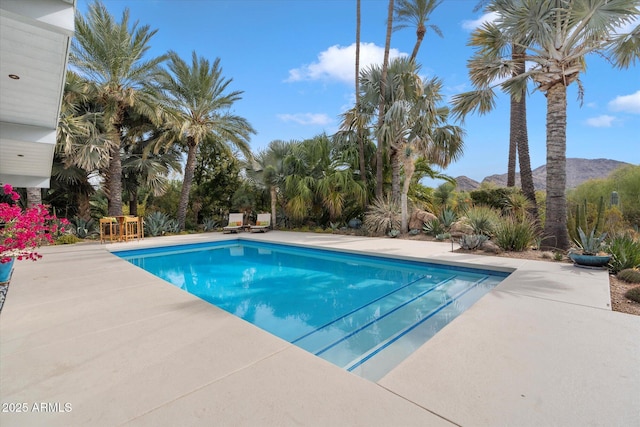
xmin=318 ymin=275 xmax=491 ymax=369
xmin=344 ymin=275 xmax=491 ymax=373
xmin=292 ymin=274 xmax=459 ymax=353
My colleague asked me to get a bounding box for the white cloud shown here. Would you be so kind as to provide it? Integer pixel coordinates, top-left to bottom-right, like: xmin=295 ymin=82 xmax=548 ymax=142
xmin=608 ymin=90 xmax=640 ymax=114
xmin=277 ymin=113 xmax=332 ymax=126
xmin=585 ymin=115 xmax=616 ymax=127
xmin=461 ymin=12 xmax=498 ymax=31
xmin=286 ymin=42 xmax=408 ymax=84
xmin=586 ymin=102 xmax=597 ymax=108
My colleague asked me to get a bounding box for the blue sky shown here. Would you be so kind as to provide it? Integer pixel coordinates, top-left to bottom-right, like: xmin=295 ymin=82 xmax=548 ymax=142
xmin=77 ymin=0 xmax=639 ymax=182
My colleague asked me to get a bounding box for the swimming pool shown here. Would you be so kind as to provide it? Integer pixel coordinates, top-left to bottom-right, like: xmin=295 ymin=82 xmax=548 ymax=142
xmin=115 ymin=240 xmax=508 ymax=381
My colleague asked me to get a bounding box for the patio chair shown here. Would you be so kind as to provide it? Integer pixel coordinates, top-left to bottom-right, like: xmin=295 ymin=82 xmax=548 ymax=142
xmin=250 ymin=213 xmax=271 ymax=233
xmin=223 ymin=213 xmax=244 ymax=233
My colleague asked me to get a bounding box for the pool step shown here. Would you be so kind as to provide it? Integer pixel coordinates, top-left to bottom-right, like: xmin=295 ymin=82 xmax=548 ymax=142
xmin=344 ymin=275 xmax=490 ymax=373
xmin=315 ymin=275 xmax=491 ymax=370
xmin=292 ymin=273 xmax=458 ymax=352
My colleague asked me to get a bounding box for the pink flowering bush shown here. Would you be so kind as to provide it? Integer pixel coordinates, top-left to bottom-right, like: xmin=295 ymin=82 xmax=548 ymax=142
xmin=0 ymin=184 xmax=68 ymax=264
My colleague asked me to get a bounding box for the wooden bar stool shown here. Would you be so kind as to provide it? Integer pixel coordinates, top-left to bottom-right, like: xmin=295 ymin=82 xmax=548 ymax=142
xmin=99 ymin=217 xmax=117 ymax=243
xmin=123 ymin=216 xmax=140 ymax=242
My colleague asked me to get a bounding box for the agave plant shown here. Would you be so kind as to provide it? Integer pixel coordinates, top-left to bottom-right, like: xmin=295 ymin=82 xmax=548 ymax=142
xmin=574 ymin=227 xmax=607 ymax=256
xmin=459 ymin=234 xmax=488 ymax=250
xmin=144 ymin=212 xmax=173 ymax=237
xmin=71 ymin=217 xmax=97 ymax=239
xmin=202 ymin=217 xmax=219 ymax=232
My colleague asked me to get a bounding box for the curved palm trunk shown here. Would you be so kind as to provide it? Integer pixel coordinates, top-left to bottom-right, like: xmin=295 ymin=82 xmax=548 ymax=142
xmin=107 ymin=134 xmax=123 ymax=216
xmin=541 ymin=82 xmax=569 ymax=250
xmin=177 ymin=142 xmax=198 ymax=231
xmin=270 ymin=185 xmax=277 ymax=229
xmin=409 ymin=24 xmax=425 ymax=62
xmin=376 ymin=0 xmax=394 ymax=199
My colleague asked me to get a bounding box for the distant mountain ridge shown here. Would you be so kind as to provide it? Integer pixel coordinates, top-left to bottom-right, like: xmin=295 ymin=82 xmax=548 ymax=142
xmin=455 ymin=158 xmax=631 ymax=192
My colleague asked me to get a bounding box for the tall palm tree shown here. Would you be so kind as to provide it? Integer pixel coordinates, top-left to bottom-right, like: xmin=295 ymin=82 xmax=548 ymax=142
xmin=509 ymin=44 xmax=537 ymax=220
xmin=473 ymin=0 xmax=537 ymax=217
xmin=376 ymin=0 xmax=396 ymax=199
xmin=355 ymin=0 xmax=367 ymax=185
xmin=452 ymin=0 xmax=639 ymax=250
xmin=393 ymin=0 xmax=443 ymax=62
xmin=155 ymin=51 xmax=255 ymax=230
xmin=70 ymin=1 xmax=166 ymax=216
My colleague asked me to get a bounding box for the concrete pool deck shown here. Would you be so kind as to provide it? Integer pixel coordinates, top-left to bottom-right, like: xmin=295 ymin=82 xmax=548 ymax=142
xmin=1 ymin=232 xmax=638 ymax=426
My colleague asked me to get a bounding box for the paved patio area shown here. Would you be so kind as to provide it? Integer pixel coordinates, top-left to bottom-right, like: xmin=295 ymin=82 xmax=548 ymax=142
xmin=1 ymin=232 xmax=638 ymax=426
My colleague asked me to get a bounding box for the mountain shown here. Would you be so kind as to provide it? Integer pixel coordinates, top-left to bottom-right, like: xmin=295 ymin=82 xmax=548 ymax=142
xmin=454 ymin=158 xmax=631 ymax=191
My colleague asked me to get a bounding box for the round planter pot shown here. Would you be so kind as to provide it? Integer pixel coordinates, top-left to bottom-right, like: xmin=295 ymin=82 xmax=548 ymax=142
xmin=0 ymin=258 xmax=15 ymax=284
xmin=569 ymin=253 xmax=611 ymax=268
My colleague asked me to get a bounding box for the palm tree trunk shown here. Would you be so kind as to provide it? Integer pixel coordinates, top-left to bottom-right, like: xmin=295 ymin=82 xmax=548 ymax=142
xmin=409 ymin=25 xmax=425 ymax=62
xmin=376 ymin=0 xmax=394 ymax=199
xmin=107 ymin=135 xmax=123 ymax=216
xmin=541 ymin=82 xmax=569 ymax=250
xmin=177 ymin=142 xmax=197 ymax=231
xmin=512 ymin=45 xmax=538 ymax=220
xmin=129 ymin=187 xmax=138 ymax=216
xmin=390 ymin=146 xmax=401 ymax=204
xmin=401 ymin=154 xmax=415 ymax=233
xmin=270 ymin=185 xmax=277 ymax=229
xmin=355 ymin=0 xmax=367 ymax=188
xmin=507 ymin=114 xmax=517 ymax=187
xmin=77 ymin=192 xmax=91 ymax=221
xmin=26 ymin=188 xmax=42 ymax=208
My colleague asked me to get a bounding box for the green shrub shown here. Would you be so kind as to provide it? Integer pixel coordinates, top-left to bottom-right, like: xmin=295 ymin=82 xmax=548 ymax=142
xmin=364 ymin=196 xmax=401 ymax=235
xmin=493 ymin=215 xmax=539 ymax=252
xmin=624 ymin=286 xmax=640 ymax=303
xmin=463 ymin=205 xmax=500 ymax=237
xmin=607 ymin=233 xmax=640 ymax=274
xmin=617 ymin=268 xmax=640 ymax=284
xmin=55 ymin=234 xmax=81 ymax=245
xmin=469 ymin=187 xmax=519 ymax=210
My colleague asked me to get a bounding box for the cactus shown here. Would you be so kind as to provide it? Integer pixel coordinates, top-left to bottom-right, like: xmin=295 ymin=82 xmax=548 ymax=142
xmin=571 ymin=196 xmax=605 ymax=240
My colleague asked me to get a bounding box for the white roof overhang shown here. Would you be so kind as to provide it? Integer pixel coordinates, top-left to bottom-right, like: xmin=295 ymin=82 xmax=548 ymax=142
xmin=0 ymin=0 xmax=75 ymax=188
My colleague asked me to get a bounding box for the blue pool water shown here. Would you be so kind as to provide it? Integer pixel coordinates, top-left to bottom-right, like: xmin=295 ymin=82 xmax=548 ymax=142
xmin=115 ymin=240 xmax=508 ymax=381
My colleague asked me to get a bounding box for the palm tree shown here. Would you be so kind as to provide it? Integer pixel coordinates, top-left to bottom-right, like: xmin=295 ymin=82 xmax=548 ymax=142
xmin=376 ymin=0 xmax=396 ymax=199
xmin=53 ymin=70 xmax=110 ymax=220
xmin=246 ymin=140 xmax=295 ymax=229
xmin=472 ymin=1 xmax=536 ymax=215
xmin=283 ymin=135 xmax=366 ymax=224
xmin=70 ymin=1 xmax=166 ymax=216
xmin=359 ymin=59 xmax=464 ymax=232
xmin=393 ymin=0 xmax=443 ymax=62
xmin=155 ymin=51 xmax=255 ymax=230
xmin=452 ymin=0 xmax=640 ymax=250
